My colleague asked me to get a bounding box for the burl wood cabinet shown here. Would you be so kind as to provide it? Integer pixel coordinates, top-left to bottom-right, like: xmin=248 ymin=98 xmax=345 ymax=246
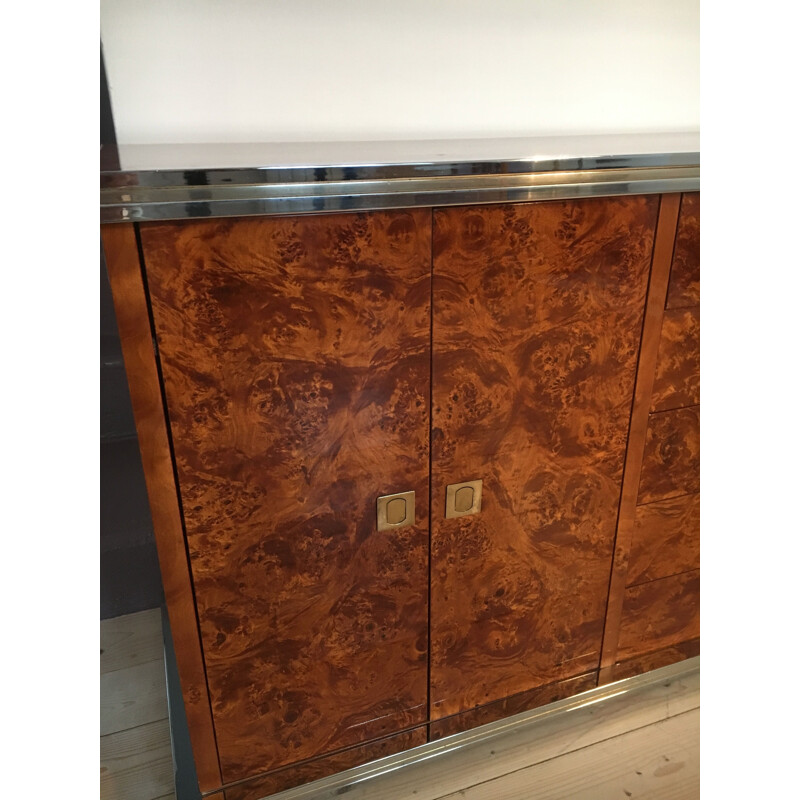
xmin=101 ymin=139 xmax=699 ymax=799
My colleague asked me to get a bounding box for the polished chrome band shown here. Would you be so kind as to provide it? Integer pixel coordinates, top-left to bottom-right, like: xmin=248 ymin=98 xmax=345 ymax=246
xmin=210 ymin=656 xmax=699 ymax=800
xmin=101 ymin=144 xmax=699 ymax=223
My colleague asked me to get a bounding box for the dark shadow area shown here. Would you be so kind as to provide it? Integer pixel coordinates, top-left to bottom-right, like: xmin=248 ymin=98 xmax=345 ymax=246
xmin=101 ymin=43 xmax=164 ymax=619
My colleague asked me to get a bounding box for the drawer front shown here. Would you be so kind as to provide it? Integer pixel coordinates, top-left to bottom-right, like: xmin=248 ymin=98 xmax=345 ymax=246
xmin=628 ymin=493 xmax=700 ymax=586
xmin=608 ymin=639 xmax=700 ymax=682
xmin=650 ymin=306 xmax=700 ymax=413
xmin=637 ymin=406 xmax=700 ymax=505
xmin=617 ymin=570 xmax=700 ymax=661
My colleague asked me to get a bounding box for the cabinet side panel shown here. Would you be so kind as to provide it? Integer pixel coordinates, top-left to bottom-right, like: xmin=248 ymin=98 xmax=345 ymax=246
xmin=101 ymin=223 xmax=223 ymax=792
xmin=139 ymin=211 xmax=432 ymax=784
xmin=430 ymin=196 xmax=658 ymax=719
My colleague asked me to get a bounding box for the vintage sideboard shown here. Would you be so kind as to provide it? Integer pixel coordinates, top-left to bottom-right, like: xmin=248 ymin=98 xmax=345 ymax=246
xmin=101 ymin=134 xmax=700 ymax=799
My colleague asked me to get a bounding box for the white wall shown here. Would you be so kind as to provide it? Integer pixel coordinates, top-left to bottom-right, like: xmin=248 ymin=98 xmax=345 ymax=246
xmin=101 ymin=0 xmax=699 ymax=145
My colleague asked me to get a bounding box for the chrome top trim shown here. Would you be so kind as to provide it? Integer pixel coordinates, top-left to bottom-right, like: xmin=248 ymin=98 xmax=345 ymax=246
xmin=207 ymin=656 xmax=699 ymax=799
xmin=101 ymin=133 xmax=699 ymax=222
xmin=103 ymin=133 xmax=700 ymax=173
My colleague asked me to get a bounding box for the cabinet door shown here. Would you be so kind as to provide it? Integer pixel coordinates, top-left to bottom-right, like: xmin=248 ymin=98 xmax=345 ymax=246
xmin=139 ymin=211 xmax=431 ymax=785
xmin=430 ymin=197 xmax=658 ymax=721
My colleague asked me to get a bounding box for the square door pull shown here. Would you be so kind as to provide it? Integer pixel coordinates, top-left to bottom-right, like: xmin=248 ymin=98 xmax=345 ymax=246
xmin=377 ymin=491 xmax=416 ymax=531
xmin=445 ymin=479 xmax=483 ymax=518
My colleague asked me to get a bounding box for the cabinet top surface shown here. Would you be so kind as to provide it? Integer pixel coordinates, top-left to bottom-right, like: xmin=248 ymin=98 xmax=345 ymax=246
xmin=101 ymin=132 xmax=699 ymax=223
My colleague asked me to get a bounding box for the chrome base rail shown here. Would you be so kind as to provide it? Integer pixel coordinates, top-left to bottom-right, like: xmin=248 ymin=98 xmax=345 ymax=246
xmin=218 ymin=657 xmax=699 ymax=800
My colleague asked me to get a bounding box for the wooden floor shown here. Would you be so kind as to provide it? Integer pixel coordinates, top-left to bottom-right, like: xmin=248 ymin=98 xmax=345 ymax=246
xmin=100 ymin=608 xmax=176 ymax=800
xmin=100 ymin=610 xmax=699 ymax=800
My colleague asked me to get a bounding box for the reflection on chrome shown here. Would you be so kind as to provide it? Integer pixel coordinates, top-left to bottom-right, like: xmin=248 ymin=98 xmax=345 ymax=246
xmin=101 ymin=135 xmax=699 ymax=223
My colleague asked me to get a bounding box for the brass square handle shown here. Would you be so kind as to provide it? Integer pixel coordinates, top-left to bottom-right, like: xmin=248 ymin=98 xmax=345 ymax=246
xmin=445 ymin=480 xmax=483 ymax=519
xmin=377 ymin=491 xmax=416 ymax=531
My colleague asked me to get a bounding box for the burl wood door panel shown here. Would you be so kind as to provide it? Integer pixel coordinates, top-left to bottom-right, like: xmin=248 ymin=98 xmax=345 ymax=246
xmin=430 ymin=196 xmax=658 ymax=719
xmin=666 ymin=192 xmax=700 ymax=309
xmin=139 ymin=211 xmax=432 ymax=784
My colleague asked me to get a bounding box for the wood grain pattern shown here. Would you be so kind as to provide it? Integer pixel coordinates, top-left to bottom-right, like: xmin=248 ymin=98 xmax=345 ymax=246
xmin=666 ymin=193 xmax=700 ymax=309
xmin=607 ymin=639 xmax=699 ymax=683
xmin=627 ymin=493 xmax=700 ymax=586
xmin=617 ymin=570 xmax=700 ymax=661
xmin=429 ymin=672 xmax=597 ymax=741
xmin=650 ymin=307 xmax=700 ymax=412
xmin=219 ymin=729 xmax=428 ymax=800
xmin=597 ymin=195 xmax=681 ymax=678
xmin=637 ymin=406 xmax=700 ymax=505
xmin=430 ymin=196 xmax=659 ymax=719
xmin=101 ymin=223 xmax=223 ymax=791
xmin=139 ymin=211 xmax=432 ymax=785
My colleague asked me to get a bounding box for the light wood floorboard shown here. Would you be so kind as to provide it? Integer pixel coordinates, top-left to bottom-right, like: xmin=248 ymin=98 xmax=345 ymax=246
xmin=101 ymin=658 xmax=171 ymax=736
xmin=101 ymin=608 xmax=165 ymax=674
xmin=101 ymin=719 xmax=175 ymax=800
xmin=438 ymin=708 xmax=699 ymax=800
xmin=101 ymin=609 xmax=175 ymax=800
